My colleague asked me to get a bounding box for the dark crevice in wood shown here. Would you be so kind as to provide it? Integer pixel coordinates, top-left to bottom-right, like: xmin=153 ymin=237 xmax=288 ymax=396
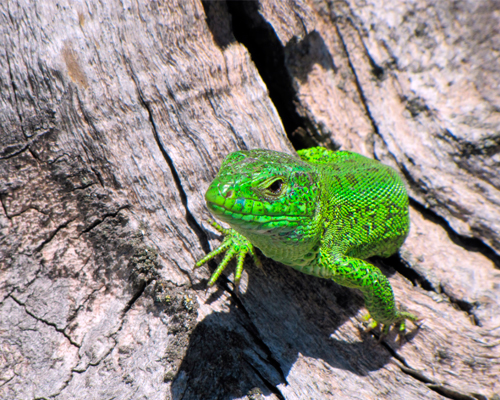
xmin=399 ymin=163 xmax=428 ymax=196
xmin=374 ymin=253 xmax=435 ymax=292
xmin=244 ymin=358 xmax=286 ymax=400
xmin=85 ymin=337 xmax=119 ymax=370
xmin=68 ymin=181 xmax=97 ymax=193
xmin=333 ymin=20 xmax=383 ymax=146
xmin=0 ymin=128 xmax=52 ymax=159
xmin=90 ymin=165 xmax=105 ymax=187
xmin=218 ymin=277 xmax=289 ymax=386
xmin=426 ymin=385 xmax=482 ymax=400
xmin=127 ymin=66 xmax=211 ymax=255
xmin=34 ymin=217 xmax=76 ymax=253
xmin=52 ymin=372 xmax=76 ymax=398
xmin=68 ymin=285 xmax=104 ymax=323
xmin=54 ymin=350 xmax=90 ymax=398
xmin=122 ymin=280 xmax=147 ymax=316
xmin=80 ymin=303 xmax=133 ymax=372
xmin=0 ymin=288 xmax=16 ymax=307
xmin=382 ymin=344 xmax=480 ymax=400
xmin=0 ymin=141 xmax=30 ymax=159
xmin=10 ymin=294 xmax=81 ymax=348
xmin=146 ymin=98 xmax=210 ymax=254
xmin=409 ymin=198 xmax=500 ymax=269
xmin=3 ymin=205 xmax=48 ymax=219
xmin=391 ymin=355 xmax=433 ymax=383
xmin=439 ymin=284 xmax=480 ymax=326
xmin=126 ymin=249 xmax=160 ymax=314
xmin=172 ymin=258 xmax=196 ymax=287
xmin=28 ymin=147 xmax=39 ymax=161
xmin=224 ymin=0 xmax=310 ymax=150
xmin=0 ymin=195 xmax=10 ymax=220
xmin=47 ymin=152 xmax=70 ymax=165
xmin=70 ymin=324 xmax=121 ymax=376
xmin=377 ymin=253 xmax=482 ymax=326
xmin=340 ymin=11 xmax=387 ymax=82
xmin=0 ymin=374 xmax=16 ymax=389
xmin=80 ymin=206 xmax=129 ymax=235
xmin=1 ymin=263 xmax=43 ymax=306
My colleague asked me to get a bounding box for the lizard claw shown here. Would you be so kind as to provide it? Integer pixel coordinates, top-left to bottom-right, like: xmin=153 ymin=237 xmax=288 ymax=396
xmin=362 ymin=313 xmax=379 ymax=332
xmin=195 ymin=219 xmax=260 ymax=290
xmin=362 ymin=310 xmax=419 ymax=343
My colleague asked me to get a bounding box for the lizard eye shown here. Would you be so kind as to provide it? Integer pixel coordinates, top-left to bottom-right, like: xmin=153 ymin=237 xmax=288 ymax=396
xmin=266 ymin=179 xmax=284 ymax=195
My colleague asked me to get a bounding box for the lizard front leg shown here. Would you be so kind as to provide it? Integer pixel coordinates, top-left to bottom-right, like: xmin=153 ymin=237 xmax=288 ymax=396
xmin=318 ymin=249 xmax=418 ymax=334
xmin=195 ymin=219 xmax=261 ymax=291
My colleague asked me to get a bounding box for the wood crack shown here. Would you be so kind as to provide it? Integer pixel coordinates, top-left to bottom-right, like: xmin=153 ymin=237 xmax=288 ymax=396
xmin=0 ymin=195 xmax=10 ymax=220
xmin=224 ymin=0 xmax=311 ymax=149
xmin=439 ymin=284 xmax=480 ymax=326
xmin=409 ymin=199 xmax=500 ymax=269
xmin=9 ymin=294 xmax=80 ymax=348
xmin=0 ymin=128 xmax=52 ymax=160
xmin=125 ymin=60 xmax=211 ymax=254
xmin=376 ymin=253 xmax=482 ymax=326
xmin=35 ymin=217 xmax=77 ymax=253
xmin=333 ymin=17 xmax=382 ymax=146
xmin=56 ymin=283 xmax=147 ymax=396
xmin=67 ymin=284 xmax=104 ymax=324
xmin=223 ymin=279 xmax=289 ymax=386
xmin=243 ymin=357 xmax=286 ymax=400
xmin=382 ymin=342 xmax=486 ymax=400
xmin=374 ymin=254 xmax=435 ymax=292
xmin=79 ymin=206 xmax=129 ymax=235
xmin=122 ymin=281 xmax=147 ymax=316
xmin=2 ymin=205 xmax=48 ymax=220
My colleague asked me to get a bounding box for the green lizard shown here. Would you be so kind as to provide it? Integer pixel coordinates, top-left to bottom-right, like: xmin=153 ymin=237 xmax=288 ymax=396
xmin=195 ymin=147 xmax=418 ymax=333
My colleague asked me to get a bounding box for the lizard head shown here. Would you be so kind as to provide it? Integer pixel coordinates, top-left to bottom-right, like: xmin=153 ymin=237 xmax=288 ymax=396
xmin=205 ymin=149 xmax=320 ymax=238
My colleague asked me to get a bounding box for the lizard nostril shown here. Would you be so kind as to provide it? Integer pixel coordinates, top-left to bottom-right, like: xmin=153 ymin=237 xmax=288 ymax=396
xmin=224 ymin=189 xmax=234 ymax=199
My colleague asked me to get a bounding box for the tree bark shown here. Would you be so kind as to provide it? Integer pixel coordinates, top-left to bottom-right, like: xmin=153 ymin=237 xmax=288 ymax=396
xmin=0 ymin=1 xmax=498 ymax=399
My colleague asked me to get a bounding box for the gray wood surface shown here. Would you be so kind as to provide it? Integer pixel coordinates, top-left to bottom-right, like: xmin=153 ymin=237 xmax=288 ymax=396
xmin=1 ymin=1 xmax=498 ymax=399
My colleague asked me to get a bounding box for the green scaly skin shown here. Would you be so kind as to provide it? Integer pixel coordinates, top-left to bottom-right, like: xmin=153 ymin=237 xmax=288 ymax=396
xmin=195 ymin=147 xmax=418 ymax=334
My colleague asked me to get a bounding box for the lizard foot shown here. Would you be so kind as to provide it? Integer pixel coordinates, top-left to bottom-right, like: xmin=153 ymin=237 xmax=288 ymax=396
xmin=362 ymin=311 xmax=420 ymax=343
xmin=195 ymin=219 xmax=261 ymax=292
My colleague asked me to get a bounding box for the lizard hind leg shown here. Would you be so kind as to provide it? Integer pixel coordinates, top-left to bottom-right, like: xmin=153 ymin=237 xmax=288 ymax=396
xmin=394 ymin=310 xmax=420 ymax=335
xmin=362 ymin=312 xmax=415 ymax=344
xmin=320 ymin=251 xmax=418 ymax=334
xmin=363 ymin=314 xmax=379 ymax=332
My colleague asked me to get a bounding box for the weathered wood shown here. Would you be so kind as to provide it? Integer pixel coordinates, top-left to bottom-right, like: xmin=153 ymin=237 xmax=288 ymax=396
xmin=0 ymin=1 xmax=498 ymax=399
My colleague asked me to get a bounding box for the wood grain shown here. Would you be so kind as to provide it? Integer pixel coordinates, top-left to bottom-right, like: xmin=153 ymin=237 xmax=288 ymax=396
xmin=1 ymin=0 xmax=498 ymax=399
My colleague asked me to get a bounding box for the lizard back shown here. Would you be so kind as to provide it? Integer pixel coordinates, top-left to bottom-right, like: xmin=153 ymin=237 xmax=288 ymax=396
xmin=298 ymin=147 xmax=410 ymax=260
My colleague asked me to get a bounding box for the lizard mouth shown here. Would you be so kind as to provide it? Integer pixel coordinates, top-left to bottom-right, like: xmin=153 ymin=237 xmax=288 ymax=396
xmin=207 ymin=201 xmax=308 ymax=219
xmin=207 ymin=202 xmax=307 ymax=226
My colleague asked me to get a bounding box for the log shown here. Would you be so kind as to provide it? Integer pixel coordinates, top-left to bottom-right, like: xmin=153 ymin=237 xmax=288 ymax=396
xmin=0 ymin=1 xmax=498 ymax=399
